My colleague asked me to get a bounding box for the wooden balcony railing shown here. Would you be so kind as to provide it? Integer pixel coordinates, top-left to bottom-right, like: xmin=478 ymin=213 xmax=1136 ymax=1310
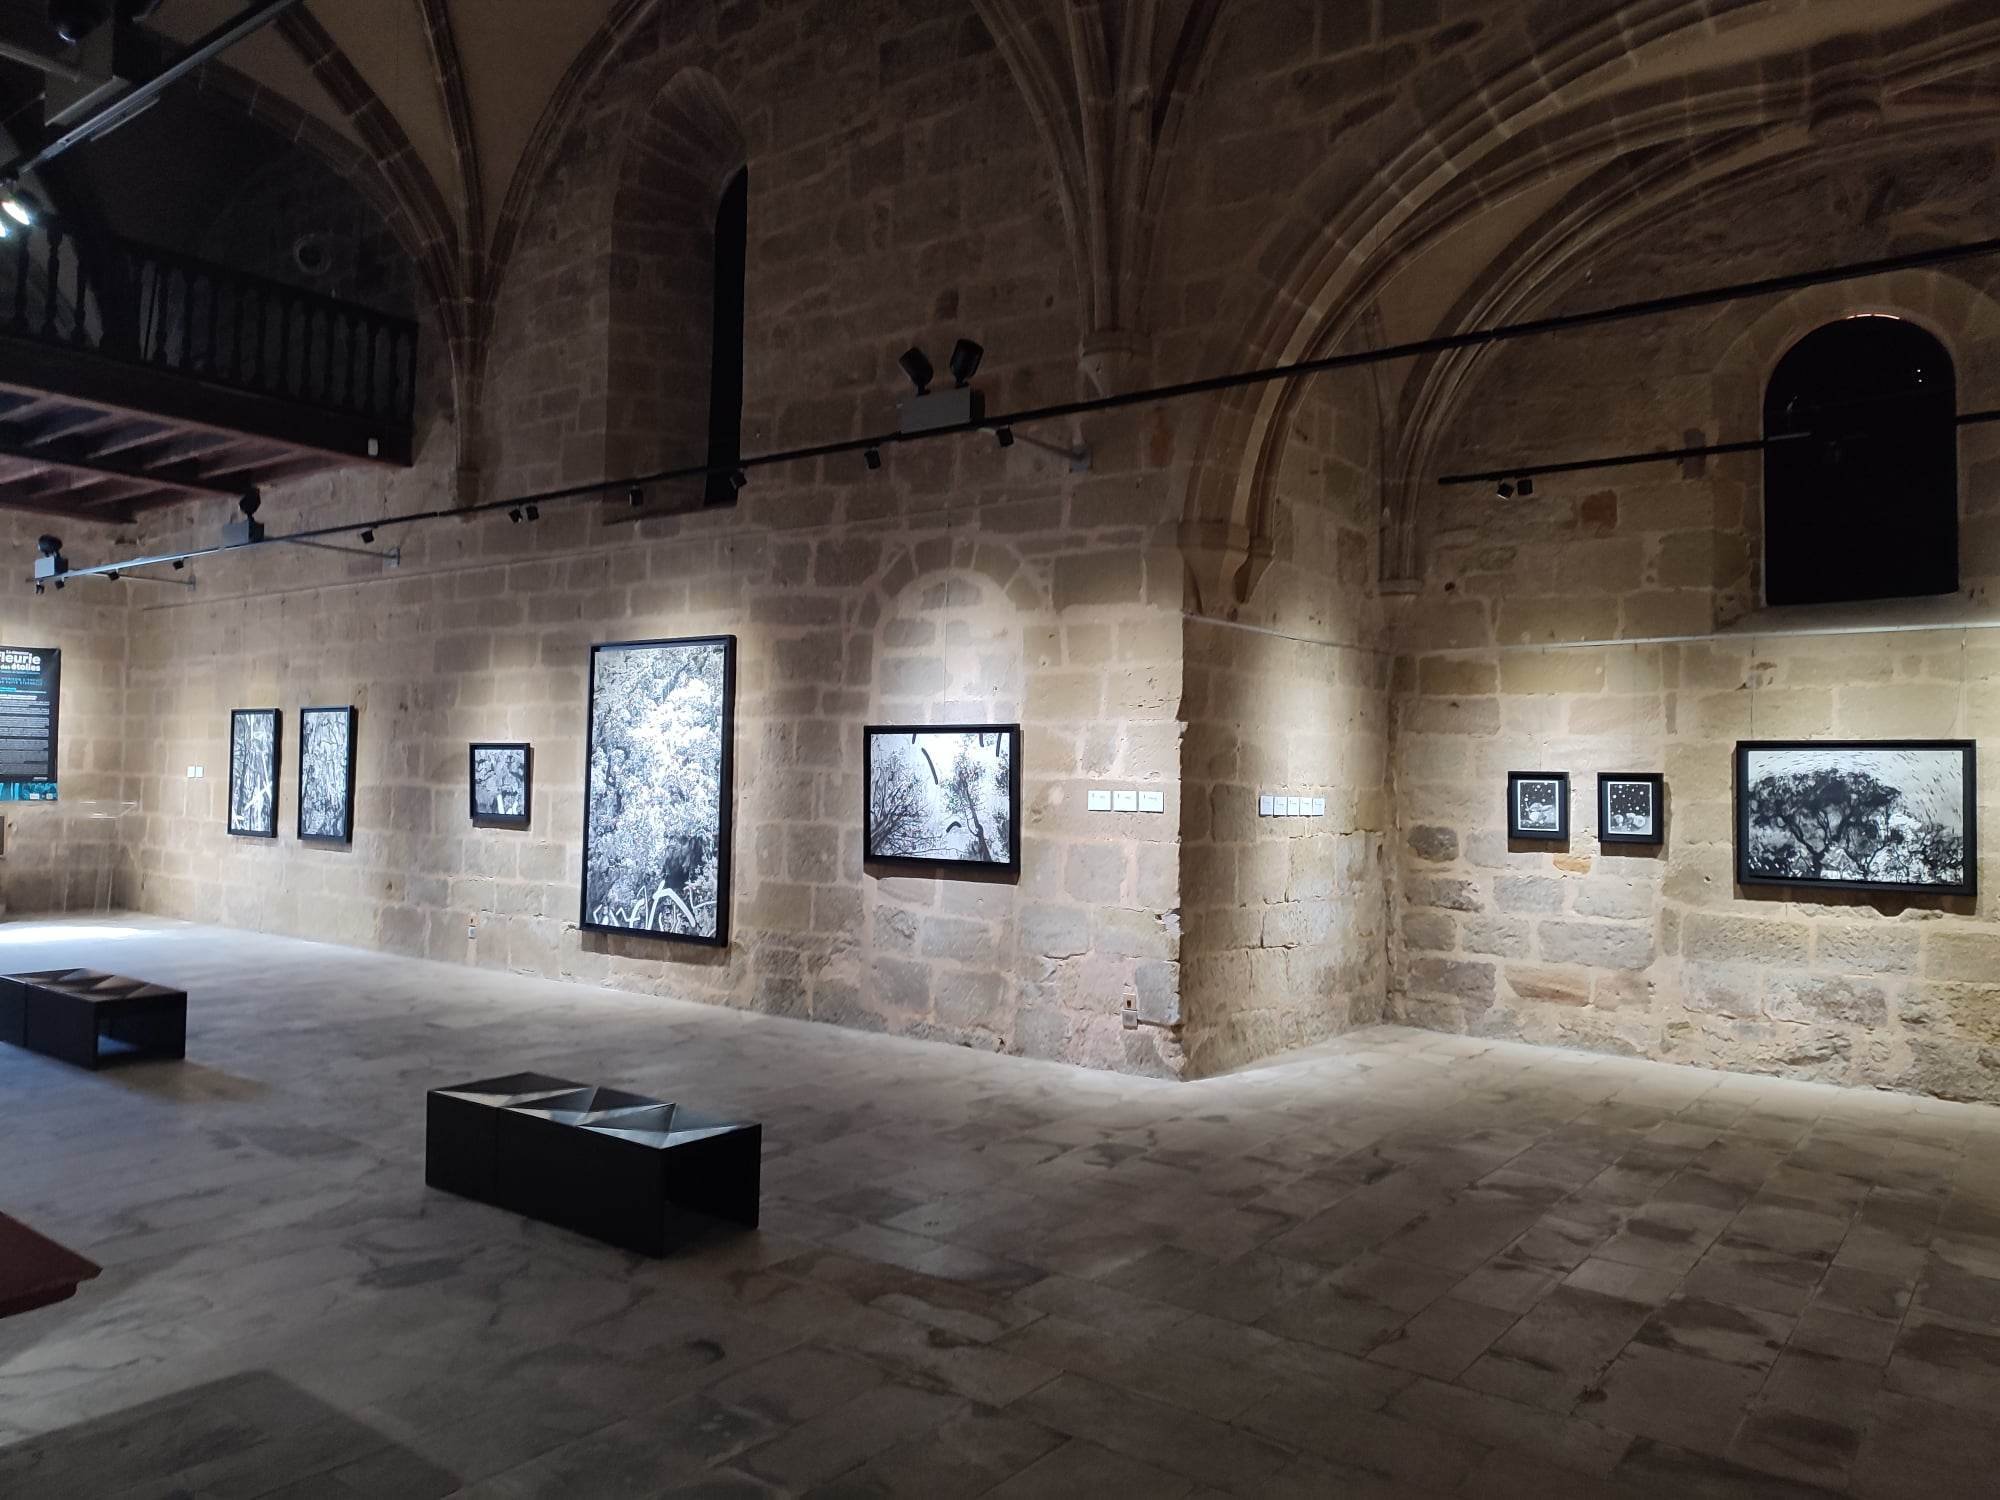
xmin=0 ymin=215 xmax=418 ymax=441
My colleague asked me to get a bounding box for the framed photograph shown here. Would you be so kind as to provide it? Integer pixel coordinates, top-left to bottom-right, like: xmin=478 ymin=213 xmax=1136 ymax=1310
xmin=581 ymin=635 xmax=734 ymax=944
xmin=1599 ymin=773 xmax=1665 ymax=845
xmin=1737 ymin=740 xmax=1976 ymax=896
xmin=470 ymin=742 xmax=532 ymax=828
xmin=297 ymin=705 xmax=357 ymax=843
xmin=228 ymin=708 xmax=280 ymax=838
xmin=864 ymin=724 xmax=1021 ymax=871
xmin=1508 ymin=771 xmax=1570 ymax=842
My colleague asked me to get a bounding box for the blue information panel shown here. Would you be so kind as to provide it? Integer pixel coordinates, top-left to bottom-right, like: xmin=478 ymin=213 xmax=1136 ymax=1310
xmin=0 ymin=645 xmax=59 ymax=801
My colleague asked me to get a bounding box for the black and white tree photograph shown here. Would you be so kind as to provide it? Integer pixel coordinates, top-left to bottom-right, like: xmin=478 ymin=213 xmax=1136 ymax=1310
xmin=1508 ymin=771 xmax=1570 ymax=841
xmin=228 ymin=708 xmax=280 ymax=838
xmin=1738 ymin=741 xmax=1976 ymax=895
xmin=582 ymin=636 xmax=735 ymax=944
xmin=1600 ymin=773 xmax=1665 ymax=845
xmin=297 ymin=706 xmax=357 ymax=843
xmin=470 ymin=742 xmax=532 ymax=827
xmin=865 ymin=725 xmax=1020 ymax=871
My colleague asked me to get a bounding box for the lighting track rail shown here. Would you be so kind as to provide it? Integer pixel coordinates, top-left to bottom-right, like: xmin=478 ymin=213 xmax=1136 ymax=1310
xmin=31 ymin=235 xmax=2000 ymax=587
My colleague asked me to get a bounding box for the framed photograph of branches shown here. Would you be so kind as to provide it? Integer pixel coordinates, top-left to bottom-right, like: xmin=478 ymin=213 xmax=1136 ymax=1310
xmin=581 ymin=636 xmax=735 ymax=944
xmin=228 ymin=707 xmax=280 ymax=838
xmin=1736 ymin=740 xmax=1976 ymax=897
xmin=470 ymin=742 xmax=532 ymax=828
xmin=864 ymin=724 xmax=1021 ymax=873
xmin=297 ymin=706 xmax=357 ymax=843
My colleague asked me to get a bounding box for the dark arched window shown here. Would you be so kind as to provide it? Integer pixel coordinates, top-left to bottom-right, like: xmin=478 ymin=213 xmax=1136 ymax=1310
xmin=704 ymin=167 xmax=747 ymax=506
xmin=1763 ymin=316 xmax=1957 ymax=606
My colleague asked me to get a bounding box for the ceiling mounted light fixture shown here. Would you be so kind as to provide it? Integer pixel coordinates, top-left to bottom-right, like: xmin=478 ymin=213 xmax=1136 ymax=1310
xmin=996 ymin=426 xmax=1014 ymax=448
xmin=508 ymin=507 xmax=523 ymax=524
xmin=1496 ymin=481 xmax=1515 ymax=500
xmin=524 ymin=504 xmax=540 ymax=522
xmin=359 ymin=529 xmax=375 ymax=544
xmin=1517 ymin=476 xmax=1535 ymax=497
xmin=627 ymin=485 xmax=643 ymax=508
xmin=864 ymin=446 xmax=881 ymax=470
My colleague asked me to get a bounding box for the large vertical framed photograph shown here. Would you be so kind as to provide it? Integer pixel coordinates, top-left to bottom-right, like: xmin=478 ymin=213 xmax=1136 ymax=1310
xmin=228 ymin=708 xmax=280 ymax=838
xmin=470 ymin=742 xmax=532 ymax=828
xmin=1737 ymin=740 xmax=1976 ymax=896
xmin=581 ymin=635 xmax=735 ymax=945
xmin=297 ymin=706 xmax=357 ymax=844
xmin=864 ymin=724 xmax=1021 ymax=872
xmin=1507 ymin=771 xmax=1570 ymax=842
xmin=1599 ymin=773 xmax=1666 ymax=845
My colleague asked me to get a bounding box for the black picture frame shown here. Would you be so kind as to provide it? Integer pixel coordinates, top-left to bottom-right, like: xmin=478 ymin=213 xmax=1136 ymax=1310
xmin=296 ymin=705 xmax=357 ymax=844
xmin=1736 ymin=739 xmax=1977 ymax=897
xmin=580 ymin=635 xmax=735 ymax=946
xmin=1598 ymin=772 xmax=1666 ymax=845
xmin=227 ymin=707 xmax=281 ymax=839
xmin=1507 ymin=771 xmax=1570 ymax=842
xmin=863 ymin=723 xmax=1023 ymax=873
xmin=469 ymin=742 xmax=533 ymax=828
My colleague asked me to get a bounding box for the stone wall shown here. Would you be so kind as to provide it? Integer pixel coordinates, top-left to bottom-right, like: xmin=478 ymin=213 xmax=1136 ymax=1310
xmin=1388 ymin=135 xmax=2000 ymax=1099
xmin=1181 ymin=375 xmax=1392 ymax=1075
xmin=118 ymin=0 xmax=1192 ymax=1077
xmin=0 ymin=510 xmax=132 ymax=915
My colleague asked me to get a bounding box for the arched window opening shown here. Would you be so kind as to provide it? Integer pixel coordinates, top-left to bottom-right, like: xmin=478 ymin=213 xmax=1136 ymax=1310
xmin=704 ymin=167 xmax=747 ymax=506
xmin=1763 ymin=316 xmax=1957 ymax=607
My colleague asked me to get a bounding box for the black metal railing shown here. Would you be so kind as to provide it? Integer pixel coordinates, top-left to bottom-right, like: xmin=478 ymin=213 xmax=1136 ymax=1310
xmin=0 ymin=214 xmax=417 ymax=433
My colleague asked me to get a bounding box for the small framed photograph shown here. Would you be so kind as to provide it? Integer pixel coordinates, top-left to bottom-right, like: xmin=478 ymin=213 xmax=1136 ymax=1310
xmin=470 ymin=742 xmax=532 ymax=828
xmin=864 ymin=724 xmax=1021 ymax=872
xmin=1737 ymin=740 xmax=1976 ymax=896
xmin=1599 ymin=773 xmax=1665 ymax=845
xmin=1508 ymin=771 xmax=1570 ymax=841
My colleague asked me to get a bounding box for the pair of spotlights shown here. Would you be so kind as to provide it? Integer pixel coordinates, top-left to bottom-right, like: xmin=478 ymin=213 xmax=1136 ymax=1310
xmin=1496 ymin=476 xmax=1536 ymax=499
xmin=508 ymin=504 xmax=541 ymax=524
xmin=897 ymin=338 xmax=983 ymax=396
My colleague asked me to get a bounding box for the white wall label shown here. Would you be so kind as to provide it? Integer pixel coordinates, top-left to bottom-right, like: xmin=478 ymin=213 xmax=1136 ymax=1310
xmin=1138 ymin=790 xmax=1165 ymax=813
xmin=1087 ymin=789 xmax=1112 ymax=812
xmin=1113 ymin=789 xmax=1139 ymax=812
xmin=1259 ymin=794 xmax=1274 ymax=816
xmin=1312 ymin=797 xmax=1326 ymax=816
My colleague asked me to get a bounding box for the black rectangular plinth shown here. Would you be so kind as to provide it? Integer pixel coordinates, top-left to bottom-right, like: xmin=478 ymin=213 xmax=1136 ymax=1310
xmin=426 ymin=1074 xmax=760 ymax=1256
xmin=1 ymin=969 xmax=187 ymax=1070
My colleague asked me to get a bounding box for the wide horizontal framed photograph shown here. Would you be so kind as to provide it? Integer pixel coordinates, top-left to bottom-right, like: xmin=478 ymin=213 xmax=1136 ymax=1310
xmin=228 ymin=707 xmax=281 ymax=839
xmin=1507 ymin=771 xmax=1570 ymax=842
xmin=581 ymin=634 xmax=735 ymax=945
xmin=1599 ymin=772 xmax=1666 ymax=846
xmin=864 ymin=723 xmax=1021 ymax=872
xmin=470 ymin=742 xmax=532 ymax=828
xmin=1736 ymin=740 xmax=1977 ymax=897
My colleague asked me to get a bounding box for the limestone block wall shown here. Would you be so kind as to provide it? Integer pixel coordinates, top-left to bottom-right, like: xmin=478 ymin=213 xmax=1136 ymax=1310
xmin=0 ymin=510 xmax=132 ymax=915
xmin=1180 ymin=378 xmax=1391 ymax=1076
xmin=1387 ymin=134 xmax=2000 ymax=1099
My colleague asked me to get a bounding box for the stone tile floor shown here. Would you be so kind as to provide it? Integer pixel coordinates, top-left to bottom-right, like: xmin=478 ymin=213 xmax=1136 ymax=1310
xmin=2 ymin=918 xmax=1999 ymax=1498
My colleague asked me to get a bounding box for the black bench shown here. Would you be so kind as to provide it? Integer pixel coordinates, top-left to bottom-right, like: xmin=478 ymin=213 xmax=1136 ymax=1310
xmin=426 ymin=1072 xmax=760 ymax=1256
xmin=0 ymin=969 xmax=187 ymax=1070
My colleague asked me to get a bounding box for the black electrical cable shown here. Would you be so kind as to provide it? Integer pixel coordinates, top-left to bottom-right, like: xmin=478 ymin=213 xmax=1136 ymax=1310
xmin=36 ymin=237 xmax=2000 ymax=584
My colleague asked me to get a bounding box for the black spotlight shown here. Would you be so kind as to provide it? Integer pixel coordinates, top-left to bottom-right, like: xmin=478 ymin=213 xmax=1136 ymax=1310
xmin=37 ymin=534 xmax=62 ymax=558
xmin=864 ymin=447 xmax=882 ymax=471
xmin=949 ymin=338 xmax=984 ymax=387
xmin=524 ymin=504 xmax=540 ymax=522
xmin=48 ymin=0 xmax=111 ymax=48
xmin=53 ymin=577 xmax=64 ymax=590
xmin=239 ymin=491 xmax=261 ymax=519
xmin=1517 ymin=477 xmax=1535 ymax=497
xmin=996 ymin=426 xmax=1015 ymax=448
xmin=898 ymin=346 xmax=934 ymax=395
xmin=33 ymin=582 xmax=43 ymax=595
xmin=627 ymin=485 xmax=643 ymax=508
xmin=730 ymin=470 xmax=748 ymax=492
xmin=171 ymin=559 xmax=185 ymax=570
xmin=508 ymin=507 xmax=523 ymax=523
xmin=106 ymin=570 xmax=119 ymax=581
xmin=1496 ymin=481 xmax=1515 ymax=500
xmin=359 ymin=529 xmax=375 ymax=544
